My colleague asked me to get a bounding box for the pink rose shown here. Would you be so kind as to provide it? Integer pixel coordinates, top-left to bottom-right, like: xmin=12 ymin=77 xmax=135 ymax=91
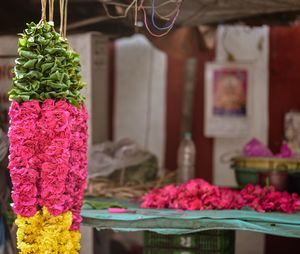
xmin=40 ymin=180 xmax=65 ymax=196
xmin=10 ymin=168 xmax=38 ymax=186
xmin=12 ymin=192 xmax=37 ymax=206
xmin=41 ymin=162 xmax=69 ymax=180
xmin=70 ymin=211 xmax=82 ymax=231
xmin=9 ymin=100 xmax=40 ymax=123
xmin=39 ymin=109 xmax=70 ymax=133
xmin=8 ymin=100 xmax=20 ymax=121
xmin=41 ymin=99 xmax=56 ymax=111
xmin=8 ymin=120 xmax=36 ymax=142
xmin=18 ymin=100 xmax=41 ymax=122
xmin=8 ymin=156 xmax=27 ymax=169
xmin=55 ymin=100 xmax=70 ymax=111
xmin=13 ymin=204 xmax=37 ymax=217
xmin=45 ymin=138 xmax=70 ymax=159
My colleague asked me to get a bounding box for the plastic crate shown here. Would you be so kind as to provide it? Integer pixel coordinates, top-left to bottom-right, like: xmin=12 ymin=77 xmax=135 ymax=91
xmin=144 ymin=248 xmax=198 ymax=254
xmin=144 ymin=230 xmax=235 ymax=254
xmin=144 ymin=250 xmax=233 ymax=254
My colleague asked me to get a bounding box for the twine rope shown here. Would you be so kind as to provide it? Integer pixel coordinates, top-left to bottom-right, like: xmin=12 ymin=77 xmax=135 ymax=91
xmin=59 ymin=0 xmax=65 ymax=36
xmin=59 ymin=0 xmax=64 ymax=36
xmin=64 ymin=0 xmax=69 ymax=37
xmin=59 ymin=0 xmax=69 ymax=37
xmin=41 ymin=0 xmax=47 ymax=22
xmin=49 ymin=0 xmax=55 ymax=21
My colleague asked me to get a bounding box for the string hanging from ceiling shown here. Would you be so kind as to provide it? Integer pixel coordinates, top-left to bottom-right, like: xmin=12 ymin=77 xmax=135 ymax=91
xmin=98 ymin=0 xmax=183 ymax=37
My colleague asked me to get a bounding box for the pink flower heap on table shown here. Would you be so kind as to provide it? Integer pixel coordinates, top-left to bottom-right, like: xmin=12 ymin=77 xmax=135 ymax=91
xmin=141 ymin=179 xmax=300 ymax=213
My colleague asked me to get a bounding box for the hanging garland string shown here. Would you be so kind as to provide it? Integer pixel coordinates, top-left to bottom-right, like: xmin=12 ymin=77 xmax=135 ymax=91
xmin=102 ymin=0 xmax=136 ymax=19
xmin=139 ymin=0 xmax=182 ymax=37
xmin=140 ymin=7 xmax=174 ymax=37
xmin=60 ymin=0 xmax=65 ymax=36
xmin=49 ymin=0 xmax=55 ymax=22
xmin=151 ymin=0 xmax=181 ymax=31
xmin=99 ymin=0 xmax=182 ymax=36
xmin=64 ymin=0 xmax=69 ymax=37
xmin=134 ymin=0 xmax=138 ymax=26
xmin=59 ymin=0 xmax=69 ymax=38
xmin=40 ymin=0 xmax=47 ymax=22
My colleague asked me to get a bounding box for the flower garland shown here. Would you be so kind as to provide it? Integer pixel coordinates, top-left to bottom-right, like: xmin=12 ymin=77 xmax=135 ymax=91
xmin=16 ymin=207 xmax=80 ymax=254
xmin=9 ymin=22 xmax=85 ymax=106
xmin=8 ymin=21 xmax=88 ymax=253
xmin=141 ymin=179 xmax=300 ymax=213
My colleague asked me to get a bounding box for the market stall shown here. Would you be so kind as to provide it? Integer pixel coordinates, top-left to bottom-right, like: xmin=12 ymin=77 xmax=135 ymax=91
xmin=2 ymin=1 xmax=300 ymax=254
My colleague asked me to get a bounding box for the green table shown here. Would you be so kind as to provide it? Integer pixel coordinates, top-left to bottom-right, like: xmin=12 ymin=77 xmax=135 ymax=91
xmin=81 ymin=200 xmax=300 ymax=238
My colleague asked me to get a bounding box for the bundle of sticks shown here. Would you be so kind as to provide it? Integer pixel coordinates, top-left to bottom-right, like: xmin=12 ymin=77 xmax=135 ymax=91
xmin=85 ymin=171 xmax=176 ymax=199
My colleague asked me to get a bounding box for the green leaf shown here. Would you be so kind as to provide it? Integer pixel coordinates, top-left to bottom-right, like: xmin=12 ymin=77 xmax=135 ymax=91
xmin=41 ymin=63 xmax=54 ymax=72
xmin=46 ymin=47 xmax=66 ymax=55
xmin=19 ymin=94 xmax=30 ymax=101
xmin=10 ymin=22 xmax=86 ymax=107
xmin=30 ymin=81 xmax=40 ymax=91
xmin=67 ymin=97 xmax=79 ymax=107
xmin=25 ymin=70 xmax=42 ymax=79
xmin=15 ymin=58 xmax=26 ymax=65
xmin=83 ymin=200 xmax=127 ymax=210
xmin=19 ymin=50 xmax=38 ymax=59
xmin=47 ymin=81 xmax=68 ymax=89
xmin=49 ymin=71 xmax=61 ymax=81
xmin=19 ymin=37 xmax=27 ymax=47
xmin=23 ymin=59 xmax=37 ymax=69
xmin=14 ymin=82 xmax=28 ymax=90
xmin=28 ymin=37 xmax=34 ymax=43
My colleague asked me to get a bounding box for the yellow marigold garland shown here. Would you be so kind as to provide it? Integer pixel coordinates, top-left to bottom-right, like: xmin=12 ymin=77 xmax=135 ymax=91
xmin=15 ymin=207 xmax=81 ymax=254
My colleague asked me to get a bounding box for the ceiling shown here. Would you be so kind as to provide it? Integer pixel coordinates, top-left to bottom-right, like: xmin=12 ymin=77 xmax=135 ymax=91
xmin=1 ymin=0 xmax=300 ymax=37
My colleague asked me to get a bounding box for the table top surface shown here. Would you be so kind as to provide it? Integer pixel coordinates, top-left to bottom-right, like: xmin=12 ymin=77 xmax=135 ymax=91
xmin=81 ymin=199 xmax=300 ymax=238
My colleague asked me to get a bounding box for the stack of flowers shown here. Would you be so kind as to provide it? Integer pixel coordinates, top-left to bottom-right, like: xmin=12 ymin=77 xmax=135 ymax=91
xmin=141 ymin=179 xmax=300 ymax=213
xmin=8 ymin=21 xmax=88 ymax=253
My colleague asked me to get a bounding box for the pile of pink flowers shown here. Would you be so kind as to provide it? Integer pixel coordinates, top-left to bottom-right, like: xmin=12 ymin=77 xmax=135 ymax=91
xmin=8 ymin=99 xmax=88 ymax=230
xmin=141 ymin=179 xmax=300 ymax=213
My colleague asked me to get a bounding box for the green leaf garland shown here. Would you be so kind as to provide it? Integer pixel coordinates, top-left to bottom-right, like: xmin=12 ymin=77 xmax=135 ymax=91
xmin=9 ymin=21 xmax=85 ymax=107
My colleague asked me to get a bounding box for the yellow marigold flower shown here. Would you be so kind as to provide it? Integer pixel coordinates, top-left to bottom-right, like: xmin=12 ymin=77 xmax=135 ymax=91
xmin=15 ymin=207 xmax=81 ymax=254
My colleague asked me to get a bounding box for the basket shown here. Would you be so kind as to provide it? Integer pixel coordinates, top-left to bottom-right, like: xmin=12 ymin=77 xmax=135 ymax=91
xmin=144 ymin=230 xmax=235 ymax=254
xmin=231 ymin=156 xmax=300 ymax=172
xmin=231 ymin=156 xmax=300 ymax=190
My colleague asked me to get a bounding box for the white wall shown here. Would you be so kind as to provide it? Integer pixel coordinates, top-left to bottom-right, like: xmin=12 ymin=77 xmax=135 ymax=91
xmin=214 ymin=25 xmax=269 ymax=254
xmin=69 ymin=33 xmax=109 ymax=146
xmin=114 ymin=35 xmax=167 ymax=166
xmin=0 ymin=36 xmax=17 ymax=56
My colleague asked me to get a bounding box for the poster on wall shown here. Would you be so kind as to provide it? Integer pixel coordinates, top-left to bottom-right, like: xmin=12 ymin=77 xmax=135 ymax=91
xmin=0 ymin=57 xmax=15 ymax=132
xmin=204 ymin=62 xmax=253 ymax=138
xmin=285 ymin=111 xmax=300 ymax=157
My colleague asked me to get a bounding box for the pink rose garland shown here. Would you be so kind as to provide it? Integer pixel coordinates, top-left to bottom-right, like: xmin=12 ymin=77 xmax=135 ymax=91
xmin=141 ymin=179 xmax=300 ymax=213
xmin=68 ymin=104 xmax=88 ymax=230
xmin=8 ymin=99 xmax=88 ymax=227
xmin=10 ymin=167 xmax=39 ymax=217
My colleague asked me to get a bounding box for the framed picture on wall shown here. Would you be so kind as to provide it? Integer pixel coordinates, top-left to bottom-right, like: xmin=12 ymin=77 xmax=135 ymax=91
xmin=204 ymin=62 xmax=253 ymax=138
